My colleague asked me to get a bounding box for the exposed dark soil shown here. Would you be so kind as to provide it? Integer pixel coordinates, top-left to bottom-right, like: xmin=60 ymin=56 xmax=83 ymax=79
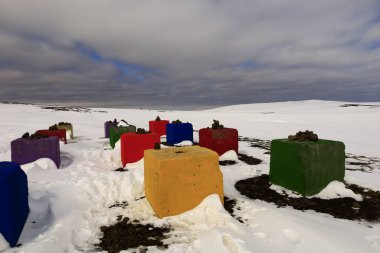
xmin=96 ymin=217 xmax=171 ymax=253
xmin=238 ymin=137 xmax=271 ymax=151
xmin=345 ymin=153 xmax=379 ymax=173
xmin=224 ymin=197 xmax=244 ymax=223
xmin=49 ymin=124 xmax=59 ymax=130
xmin=109 ymin=201 xmax=129 ymax=208
xmin=238 ymin=153 xmax=262 ymax=165
xmin=58 ymin=122 xmax=72 ymax=125
xmin=211 ymin=120 xmax=224 ymax=129
xmin=340 ymin=104 xmax=380 ymax=108
xmin=288 ymin=130 xmax=318 ymax=142
xmin=41 ymin=106 xmax=92 ymax=113
xmin=235 ymin=174 xmax=380 ymax=221
xmin=219 ymin=153 xmax=262 ymax=166
xmin=136 ymin=128 xmax=150 ymax=134
xmin=0 ymin=100 xmax=31 ymax=105
xmin=22 ymin=132 xmax=49 ymax=140
xmin=114 ymin=167 xmax=128 ymax=172
xmin=219 ymin=160 xmax=237 ymax=166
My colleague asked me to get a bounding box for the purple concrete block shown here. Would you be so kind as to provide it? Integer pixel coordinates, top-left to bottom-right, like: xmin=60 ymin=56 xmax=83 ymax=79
xmin=11 ymin=137 xmax=61 ymax=168
xmin=104 ymin=121 xmax=118 ymax=138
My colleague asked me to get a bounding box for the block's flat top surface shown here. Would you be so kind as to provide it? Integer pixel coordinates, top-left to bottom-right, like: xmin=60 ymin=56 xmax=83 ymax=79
xmin=122 ymin=132 xmax=159 ymax=139
xmin=167 ymin=123 xmax=193 ymax=127
xmin=145 ymin=146 xmax=216 ymax=160
xmin=37 ymin=129 xmax=66 ymax=133
xmin=12 ymin=136 xmax=59 ymax=143
xmin=200 ymin=127 xmax=237 ymax=132
xmin=273 ymin=139 xmax=344 ymax=145
xmin=149 ymin=120 xmax=169 ymax=123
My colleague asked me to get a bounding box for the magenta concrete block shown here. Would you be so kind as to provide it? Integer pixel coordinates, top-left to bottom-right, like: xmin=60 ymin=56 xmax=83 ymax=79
xmin=11 ymin=137 xmax=61 ymax=168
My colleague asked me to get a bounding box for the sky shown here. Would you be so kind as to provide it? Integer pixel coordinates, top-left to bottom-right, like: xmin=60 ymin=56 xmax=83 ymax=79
xmin=0 ymin=0 xmax=380 ymax=109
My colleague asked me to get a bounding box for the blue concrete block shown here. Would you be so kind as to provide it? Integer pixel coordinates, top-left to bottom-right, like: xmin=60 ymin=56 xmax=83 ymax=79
xmin=0 ymin=162 xmax=29 ymax=247
xmin=166 ymin=123 xmax=193 ymax=145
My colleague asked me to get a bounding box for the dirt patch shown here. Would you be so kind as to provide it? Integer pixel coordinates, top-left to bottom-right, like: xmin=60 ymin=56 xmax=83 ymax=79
xmin=211 ymin=120 xmax=224 ymax=129
xmin=224 ymin=197 xmax=244 ymax=223
xmin=96 ymin=217 xmax=171 ymax=253
xmin=235 ymin=174 xmax=380 ymax=221
xmin=21 ymin=132 xmax=48 ymax=140
xmin=136 ymin=128 xmax=150 ymax=134
xmin=49 ymin=124 xmax=59 ymax=130
xmin=219 ymin=160 xmax=237 ymax=166
xmin=288 ymin=130 xmax=318 ymax=142
xmin=109 ymin=201 xmax=129 ymax=208
xmin=238 ymin=137 xmax=271 ymax=151
xmin=340 ymin=104 xmax=380 ymax=108
xmin=219 ymin=153 xmax=261 ymax=166
xmin=345 ymin=153 xmax=379 ymax=173
xmin=114 ymin=167 xmax=128 ymax=172
xmin=238 ymin=153 xmax=262 ymax=165
xmin=41 ymin=106 xmax=92 ymax=113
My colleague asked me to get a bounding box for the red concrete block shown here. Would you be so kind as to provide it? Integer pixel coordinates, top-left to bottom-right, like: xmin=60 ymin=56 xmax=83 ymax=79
xmin=199 ymin=128 xmax=238 ymax=156
xmin=36 ymin=129 xmax=67 ymax=144
xmin=121 ymin=132 xmax=160 ymax=166
xmin=149 ymin=120 xmax=169 ymax=136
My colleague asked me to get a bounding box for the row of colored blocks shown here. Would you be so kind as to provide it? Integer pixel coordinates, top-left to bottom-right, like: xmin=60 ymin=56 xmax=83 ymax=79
xmin=10 ymin=124 xmax=74 ymax=168
xmin=0 ymin=137 xmax=346 ymax=247
xmin=104 ymin=119 xmax=238 ymax=166
xmin=105 ymin=120 xmax=195 ymax=147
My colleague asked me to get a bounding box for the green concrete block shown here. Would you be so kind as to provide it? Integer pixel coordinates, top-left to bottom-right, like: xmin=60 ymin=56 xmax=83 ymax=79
xmin=269 ymin=139 xmax=345 ymax=196
xmin=57 ymin=124 xmax=74 ymax=139
xmin=109 ymin=126 xmax=136 ymax=149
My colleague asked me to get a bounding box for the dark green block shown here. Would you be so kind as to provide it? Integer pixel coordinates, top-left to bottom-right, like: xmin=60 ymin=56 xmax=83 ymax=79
xmin=269 ymin=139 xmax=345 ymax=196
xmin=109 ymin=126 xmax=136 ymax=149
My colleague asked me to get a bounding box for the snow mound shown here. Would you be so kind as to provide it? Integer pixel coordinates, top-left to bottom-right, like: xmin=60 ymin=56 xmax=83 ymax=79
xmin=165 ymin=194 xmax=231 ymax=230
xmin=219 ymin=150 xmax=238 ymax=161
xmin=0 ymin=233 xmax=9 ymax=252
xmin=270 ymin=181 xmax=363 ymax=201
xmin=21 ymin=158 xmax=58 ymax=172
xmin=313 ymin=181 xmax=363 ymax=201
xmin=174 ymin=140 xmax=193 ymax=147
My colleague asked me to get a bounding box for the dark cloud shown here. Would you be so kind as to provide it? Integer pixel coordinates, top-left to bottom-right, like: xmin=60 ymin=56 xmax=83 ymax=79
xmin=0 ymin=0 xmax=379 ymax=109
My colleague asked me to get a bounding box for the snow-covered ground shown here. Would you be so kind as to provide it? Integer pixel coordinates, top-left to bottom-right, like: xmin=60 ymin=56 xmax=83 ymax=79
xmin=0 ymin=100 xmax=379 ymax=253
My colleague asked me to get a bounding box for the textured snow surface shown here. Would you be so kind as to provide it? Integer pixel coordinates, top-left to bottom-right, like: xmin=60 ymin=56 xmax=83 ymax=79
xmin=0 ymin=234 xmax=9 ymax=252
xmin=0 ymin=100 xmax=379 ymax=253
xmin=219 ymin=150 xmax=238 ymax=161
xmin=174 ymin=140 xmax=193 ymax=146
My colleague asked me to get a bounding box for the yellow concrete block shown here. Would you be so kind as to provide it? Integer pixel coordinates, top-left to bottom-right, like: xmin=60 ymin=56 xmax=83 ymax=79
xmin=57 ymin=124 xmax=74 ymax=139
xmin=144 ymin=146 xmax=224 ymax=218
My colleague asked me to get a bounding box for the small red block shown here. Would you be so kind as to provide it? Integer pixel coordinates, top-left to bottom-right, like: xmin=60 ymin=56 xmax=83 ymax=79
xmin=36 ymin=129 xmax=67 ymax=144
xmin=121 ymin=133 xmax=160 ymax=166
xmin=149 ymin=120 xmax=169 ymax=136
xmin=199 ymin=128 xmax=238 ymax=156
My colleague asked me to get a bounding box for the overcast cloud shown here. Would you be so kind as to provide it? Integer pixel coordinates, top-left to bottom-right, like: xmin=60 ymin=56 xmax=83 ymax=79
xmin=0 ymin=0 xmax=379 ymax=109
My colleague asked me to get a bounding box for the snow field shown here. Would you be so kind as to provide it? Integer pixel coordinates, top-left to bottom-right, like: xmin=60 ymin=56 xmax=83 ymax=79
xmin=0 ymin=101 xmax=379 ymax=252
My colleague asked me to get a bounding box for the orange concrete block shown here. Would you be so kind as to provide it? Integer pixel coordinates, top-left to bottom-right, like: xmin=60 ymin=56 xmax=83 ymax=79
xmin=144 ymin=146 xmax=224 ymax=218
